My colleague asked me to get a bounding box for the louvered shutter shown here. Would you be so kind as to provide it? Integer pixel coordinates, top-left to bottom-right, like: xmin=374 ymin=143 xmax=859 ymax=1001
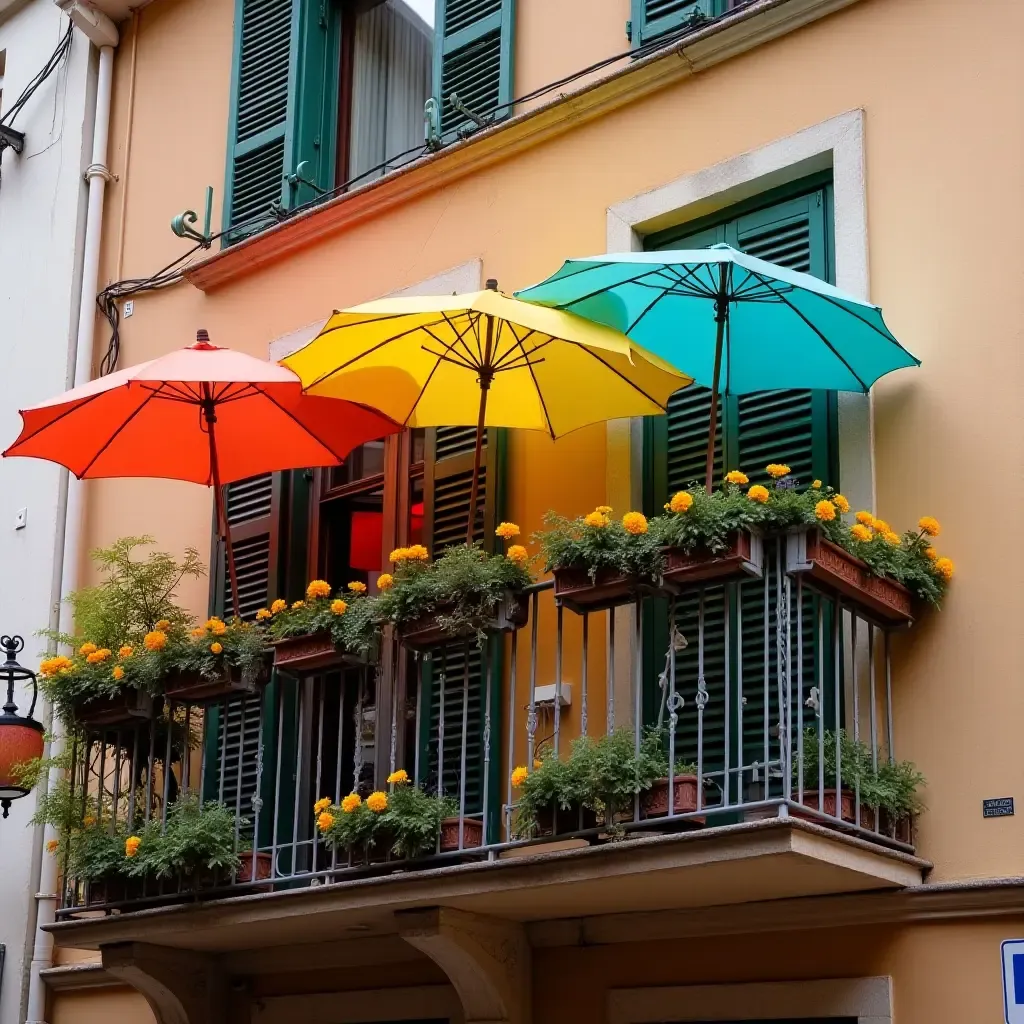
xmin=644 ymin=181 xmax=836 ymax=796
xmin=418 ymin=426 xmax=506 ymax=836
xmin=629 ymin=0 xmax=721 ymax=48
xmin=224 ymin=0 xmax=339 ymax=239
xmin=432 ymin=0 xmax=516 ymax=139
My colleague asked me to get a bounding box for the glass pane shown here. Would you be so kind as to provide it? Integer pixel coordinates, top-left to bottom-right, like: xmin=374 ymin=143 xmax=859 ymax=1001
xmin=410 ymin=427 xmax=426 ymax=466
xmin=329 ymin=440 xmax=386 ymax=488
xmin=349 ymin=1 xmax=434 ymax=185
xmin=409 ymin=476 xmax=424 ymax=547
xmin=320 ymin=487 xmax=385 ymax=590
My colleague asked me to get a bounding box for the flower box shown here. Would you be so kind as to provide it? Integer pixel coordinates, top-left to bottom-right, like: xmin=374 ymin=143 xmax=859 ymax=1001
xmin=236 ymin=850 xmax=274 ymax=889
xmin=73 ymin=688 xmax=155 ymax=729
xmin=534 ymin=801 xmax=598 ymax=837
xmin=164 ymin=657 xmax=271 ymax=705
xmin=398 ymin=591 xmax=529 ymax=653
xmin=785 ymin=528 xmax=914 ymax=625
xmin=640 ymin=775 xmax=702 ymax=819
xmin=662 ymin=530 xmax=763 ymax=590
xmin=272 ymin=632 xmax=373 ymax=675
xmin=879 ymin=809 xmax=914 ymax=845
xmin=439 ymin=816 xmax=483 ymax=852
xmin=552 ymin=567 xmax=660 ymax=613
xmin=792 ymin=787 xmax=856 ymax=824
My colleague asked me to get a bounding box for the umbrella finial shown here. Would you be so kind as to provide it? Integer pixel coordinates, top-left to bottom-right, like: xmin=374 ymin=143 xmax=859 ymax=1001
xmin=195 ymin=328 xmax=212 ymax=349
xmin=485 ymin=278 xmax=498 ymax=291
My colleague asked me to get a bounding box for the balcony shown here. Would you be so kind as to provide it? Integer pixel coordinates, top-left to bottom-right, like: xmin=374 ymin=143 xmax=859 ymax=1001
xmin=47 ymin=537 xmax=926 ymax=959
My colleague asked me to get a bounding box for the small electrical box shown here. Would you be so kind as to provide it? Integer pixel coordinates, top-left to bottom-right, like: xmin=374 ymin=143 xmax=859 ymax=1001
xmin=14 ymin=508 xmax=27 ymax=530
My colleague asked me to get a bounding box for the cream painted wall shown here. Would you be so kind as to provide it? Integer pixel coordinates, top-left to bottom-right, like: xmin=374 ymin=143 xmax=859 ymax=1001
xmin=82 ymin=0 xmax=1024 ymax=889
xmin=51 ymin=986 xmax=155 ymax=1024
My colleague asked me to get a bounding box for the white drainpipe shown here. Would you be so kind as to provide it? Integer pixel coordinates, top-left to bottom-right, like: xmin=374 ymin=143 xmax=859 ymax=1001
xmin=24 ymin=6 xmax=118 ymax=1022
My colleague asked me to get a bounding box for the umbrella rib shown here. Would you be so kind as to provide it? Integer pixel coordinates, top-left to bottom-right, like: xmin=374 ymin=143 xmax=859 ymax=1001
xmin=512 ymin=332 xmax=557 ymax=440
xmin=805 ymin=290 xmax=921 ymax=359
xmin=438 ymin=312 xmax=483 ymax=368
xmin=77 ymin=383 xmax=167 ymax=479
xmin=253 ymin=386 xmax=361 ymax=468
xmin=491 ymin=324 xmax=547 ymax=371
xmin=534 ymin=268 xmax=682 ymax=312
xmin=3 ymin=389 xmax=109 ymax=452
xmin=568 ymin=342 xmax=674 ymax=411
xmin=399 ymin=347 xmax=449 ymax=428
xmin=747 ymin=270 xmax=872 ymax=392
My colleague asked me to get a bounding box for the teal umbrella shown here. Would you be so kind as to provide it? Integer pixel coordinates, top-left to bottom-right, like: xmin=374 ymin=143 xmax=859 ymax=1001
xmin=516 ymin=244 xmax=918 ymax=491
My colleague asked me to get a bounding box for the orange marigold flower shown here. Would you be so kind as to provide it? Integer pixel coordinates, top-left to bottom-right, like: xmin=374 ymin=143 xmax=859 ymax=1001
xmin=330 ymin=600 xmax=347 ymax=616
xmin=533 ymin=759 xmax=543 ymax=770
xmin=407 ymin=544 xmax=429 ymax=561
xmin=144 ymin=630 xmax=167 ymax=652
xmin=40 ymin=656 xmax=72 ymax=678
xmin=313 ymin=797 xmax=331 ymax=814
xmin=855 ymin=511 xmax=875 ymax=526
xmin=850 ymin=524 xmax=873 ymax=543
xmin=622 ymin=511 xmax=648 ymax=535
xmin=510 ymin=766 xmax=529 ymax=788
xmin=125 ymin=836 xmax=141 ymax=858
xmin=79 ymin=642 xmax=97 ymax=656
xmin=306 ymin=579 xmax=331 ymax=600
xmin=347 ymin=581 xmax=367 ymax=594
xmin=190 ymin=627 xmax=205 ymax=638
xmin=389 ymin=547 xmax=410 ymax=563
xmin=112 ymin=666 xmax=125 ymax=681
xmin=883 ymin=531 xmax=901 ymax=546
xmin=766 ymin=463 xmax=791 ymax=479
xmin=155 ymin=619 xmax=171 ymax=632
xmin=270 ymin=599 xmax=287 ymax=614
xmin=317 ymin=811 xmax=335 ymax=833
xmin=584 ymin=511 xmax=609 ymax=528
xmin=366 ymin=791 xmax=388 ymax=813
xmin=46 ymin=839 xmax=59 ymax=854
xmin=811 ymin=479 xmax=822 ymax=490
xmin=935 ymin=557 xmax=955 ymax=580
xmin=87 ymin=649 xmax=112 ymax=664
xmin=873 ymin=518 xmax=891 ymax=534
xmin=815 ymin=500 xmax=836 ymax=523
xmin=918 ymin=516 xmax=940 ymax=537
xmin=595 ymin=505 xmax=613 ymax=514
xmin=669 ymin=491 xmax=694 ymax=513
xmin=833 ymin=494 xmax=850 ymax=514
xmin=341 ymin=793 xmax=362 ymax=813
xmin=747 ymin=485 xmax=770 ymax=504
xmin=256 ymin=608 xmax=272 ymax=621
xmin=495 ymin=522 xmax=520 ymax=540
xmin=387 ymin=769 xmax=409 ymax=786
xmin=118 ymin=645 xmax=133 ymax=659
xmin=376 ymin=573 xmax=394 ymax=591
xmin=291 ymin=601 xmax=305 ymax=610
xmin=83 ymin=815 xmax=96 ymax=827
xmin=725 ymin=471 xmax=749 ymax=486
xmin=210 ymin=642 xmax=223 ymax=655
xmin=507 ymin=545 xmax=529 ymax=566
xmin=925 ymin=546 xmax=938 ymax=561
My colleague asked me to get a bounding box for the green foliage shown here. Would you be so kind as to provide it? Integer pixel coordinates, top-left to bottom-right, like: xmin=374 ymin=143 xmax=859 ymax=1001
xmin=376 ymin=544 xmax=532 ymax=640
xmin=268 ymin=591 xmax=378 ymax=657
xmin=650 ymin=483 xmax=759 ymax=554
xmin=69 ymin=823 xmax=130 ymax=882
xmin=168 ymin=618 xmax=270 ymax=686
xmin=383 ymin=782 xmax=455 ymax=859
xmin=320 ymin=798 xmax=390 ymax=858
xmin=535 ymin=510 xmax=662 ymax=582
xmin=870 ymin=758 xmax=927 ymax=820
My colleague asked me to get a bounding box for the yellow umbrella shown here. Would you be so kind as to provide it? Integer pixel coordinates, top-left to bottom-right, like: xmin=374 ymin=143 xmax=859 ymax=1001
xmin=283 ymin=281 xmax=691 ymax=543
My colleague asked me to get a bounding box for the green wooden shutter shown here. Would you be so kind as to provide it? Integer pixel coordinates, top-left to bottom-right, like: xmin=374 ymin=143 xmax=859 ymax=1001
xmin=643 ymin=178 xmax=836 ymax=795
xmin=629 ymin=0 xmax=722 ymax=48
xmin=418 ymin=426 xmax=506 ymax=836
xmin=432 ymin=0 xmax=515 ymax=139
xmin=224 ymin=0 xmax=339 ymax=239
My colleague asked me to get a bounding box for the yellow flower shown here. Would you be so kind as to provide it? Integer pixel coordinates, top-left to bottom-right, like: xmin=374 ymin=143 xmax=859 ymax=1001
xmin=112 ymin=666 xmax=125 ymax=681
xmin=46 ymin=839 xmax=59 ymax=854
xmin=622 ymin=511 xmax=648 ymax=535
xmin=79 ymin=642 xmax=97 ymax=656
xmin=814 ymin=500 xmax=836 ymax=523
xmin=855 ymin=511 xmax=875 ymax=527
xmin=330 ymin=599 xmax=348 ymax=616
xmin=407 ymin=544 xmax=429 ymax=561
xmin=306 ymin=579 xmax=331 ymax=600
xmin=83 ymin=815 xmax=96 ymax=827
xmin=40 ymin=656 xmax=72 ymax=678
xmin=210 ymin=642 xmax=223 ymax=655
xmin=669 ymin=491 xmax=694 ymax=513
xmin=507 ymin=545 xmax=529 ymax=566
xmin=125 ymin=836 xmax=141 ymax=858
xmin=510 ymin=766 xmax=529 ymax=788
xmin=154 ymin=619 xmax=171 ymax=632
xmin=211 ymin=621 xmax=227 ymax=636
xmin=495 ymin=522 xmax=520 ymax=540
xmin=313 ymin=797 xmax=331 ymax=814
xmin=387 ymin=769 xmax=409 ymax=786
xmin=366 ymin=791 xmax=388 ymax=813
xmin=833 ymin=494 xmax=850 ymax=514
xmin=925 ymin=546 xmax=938 ymax=561
xmin=347 ymin=581 xmax=367 ymax=594
xmin=850 ymin=524 xmax=873 ymax=543
xmin=873 ymin=519 xmax=891 ymax=534
xmin=747 ymin=485 xmax=770 ymax=504
xmin=935 ymin=557 xmax=955 ymax=581
xmin=883 ymin=530 xmax=901 ymax=546
xmin=918 ymin=516 xmax=940 ymax=537
xmin=317 ymin=811 xmax=335 ymax=833
xmin=190 ymin=627 xmax=205 ymax=638
xmin=533 ymin=759 xmax=543 ymax=770
xmin=144 ymin=630 xmax=167 ymax=652
xmin=725 ymin=470 xmax=749 ymax=486
xmin=811 ymin=479 xmax=822 ymax=489
xmin=118 ymin=645 xmax=133 ymax=659
xmin=291 ymin=601 xmax=305 ymax=610
xmin=595 ymin=505 xmax=613 ymax=514
xmin=583 ymin=511 xmax=609 ymax=528
xmin=766 ymin=463 xmax=791 ymax=479
xmin=270 ymin=599 xmax=287 ymax=614
xmin=389 ymin=547 xmax=410 ymax=563
xmin=87 ymin=649 xmax=112 ymax=664
xmin=376 ymin=573 xmax=394 ymax=591
xmin=341 ymin=793 xmax=362 ymax=813
xmin=256 ymin=609 xmax=272 ymax=622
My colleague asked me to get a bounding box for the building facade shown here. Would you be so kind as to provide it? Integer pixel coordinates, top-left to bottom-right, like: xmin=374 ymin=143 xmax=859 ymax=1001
xmin=20 ymin=0 xmax=1024 ymax=1021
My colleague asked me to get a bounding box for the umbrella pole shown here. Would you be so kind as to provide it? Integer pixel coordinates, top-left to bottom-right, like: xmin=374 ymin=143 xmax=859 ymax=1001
xmin=203 ymin=394 xmax=241 ymax=619
xmin=467 ymin=308 xmax=497 ymax=546
xmin=704 ymin=311 xmax=726 ymax=494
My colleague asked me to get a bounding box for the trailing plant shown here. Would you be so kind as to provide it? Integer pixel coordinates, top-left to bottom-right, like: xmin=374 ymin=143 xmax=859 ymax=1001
xmin=264 ymin=579 xmax=378 ymax=657
xmin=535 ymin=508 xmax=662 ymax=583
xmin=650 ymin=478 xmax=760 ymax=555
xmin=171 ymin=615 xmax=271 ymax=685
xmin=866 ymin=757 xmax=927 ymax=821
xmin=383 ymin=770 xmax=456 ymax=859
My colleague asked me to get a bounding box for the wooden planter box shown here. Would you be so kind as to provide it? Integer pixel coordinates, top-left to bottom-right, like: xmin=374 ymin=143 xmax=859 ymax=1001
xmin=662 ymin=531 xmax=763 ymax=590
xmin=552 ymin=567 xmax=661 ymax=614
xmin=398 ymin=591 xmax=529 ymax=653
xmin=440 ymin=816 xmax=483 ymax=852
xmin=535 ymin=801 xmax=598 ymax=837
xmin=641 ymin=775 xmax=702 ymax=819
xmin=73 ymin=688 xmax=154 ymax=729
xmin=785 ymin=528 xmax=913 ymax=625
xmin=164 ymin=656 xmax=271 ymax=705
xmin=272 ymin=632 xmax=374 ymax=675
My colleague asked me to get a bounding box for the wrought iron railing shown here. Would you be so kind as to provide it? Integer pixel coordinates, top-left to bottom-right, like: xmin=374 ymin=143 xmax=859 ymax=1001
xmin=56 ymin=537 xmax=913 ymax=917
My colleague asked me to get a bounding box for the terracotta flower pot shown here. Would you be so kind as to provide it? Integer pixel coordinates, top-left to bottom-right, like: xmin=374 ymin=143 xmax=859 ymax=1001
xmin=641 ymin=775 xmax=700 ymax=818
xmin=73 ymin=688 xmax=155 ymax=728
xmin=164 ymin=656 xmax=271 ymax=704
xmin=793 ymin=787 xmax=856 ymax=823
xmin=235 ymin=850 xmax=273 ymax=890
xmin=535 ymin=801 xmax=598 ymax=836
xmin=661 ymin=530 xmax=763 ymax=590
xmin=879 ymin=809 xmax=914 ymax=845
xmin=439 ymin=816 xmax=483 ymax=852
xmin=399 ymin=591 xmax=529 ymax=653
xmin=552 ymin=567 xmax=661 ymax=613
xmin=272 ymin=632 xmax=373 ymax=675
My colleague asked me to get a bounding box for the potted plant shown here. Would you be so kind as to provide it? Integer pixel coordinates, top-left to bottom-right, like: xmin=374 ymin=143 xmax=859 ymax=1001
xmin=315 ymin=789 xmax=393 ymax=863
xmin=163 ymin=616 xmax=272 ymax=703
xmin=382 ymin=770 xmax=477 ymax=856
xmin=537 ymin=509 xmax=663 ymax=612
xmin=793 ymin=727 xmax=875 ymax=824
xmin=650 ymin=473 xmax=764 ymax=588
xmin=70 ymin=822 xmax=135 ymax=905
xmin=379 ymin=533 xmax=532 ymax=652
xmin=866 ymin=757 xmax=926 ymax=844
xmin=266 ymin=581 xmax=379 ymax=674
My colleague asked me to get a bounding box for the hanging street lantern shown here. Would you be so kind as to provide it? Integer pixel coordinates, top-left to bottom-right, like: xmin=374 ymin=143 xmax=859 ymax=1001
xmin=0 ymin=636 xmax=44 ymax=818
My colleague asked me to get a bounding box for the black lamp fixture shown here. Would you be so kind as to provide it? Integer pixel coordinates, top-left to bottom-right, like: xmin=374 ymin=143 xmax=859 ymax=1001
xmin=0 ymin=636 xmax=44 ymax=818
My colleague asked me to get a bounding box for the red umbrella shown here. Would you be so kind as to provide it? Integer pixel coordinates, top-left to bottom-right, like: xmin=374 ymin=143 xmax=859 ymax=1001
xmin=4 ymin=330 xmax=400 ymax=616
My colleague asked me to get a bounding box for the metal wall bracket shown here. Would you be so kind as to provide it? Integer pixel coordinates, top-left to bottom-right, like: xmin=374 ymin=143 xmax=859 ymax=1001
xmin=171 ymin=185 xmax=214 ymax=247
xmin=424 ymin=97 xmax=442 ymax=151
xmin=0 ymin=125 xmax=25 ymax=156
xmin=286 ymin=160 xmax=328 ymax=196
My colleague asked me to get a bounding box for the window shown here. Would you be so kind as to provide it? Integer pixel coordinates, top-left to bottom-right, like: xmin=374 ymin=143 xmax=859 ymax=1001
xmin=629 ymin=0 xmax=740 ymax=48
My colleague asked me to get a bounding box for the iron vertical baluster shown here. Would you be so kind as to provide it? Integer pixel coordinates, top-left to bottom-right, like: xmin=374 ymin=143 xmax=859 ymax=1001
xmin=436 ymin=649 xmax=446 ymax=800
xmin=817 ymin=599 xmax=825 ymax=810
xmin=634 ymin=598 xmax=643 ymax=822
xmin=96 ymin=731 xmax=107 ymax=830
xmin=127 ymin=727 xmax=139 ymax=827
xmin=458 ymin=642 xmax=470 ymax=852
xmin=290 ymin=681 xmax=306 ymax=878
xmin=607 ymin=610 xmax=615 ymax=734
xmin=233 ymin=698 xmax=247 ymax=856
xmin=62 ymin=737 xmax=78 ymax=909
xmin=667 ymin=597 xmax=678 ymax=817
xmin=505 ymin=630 xmax=518 ymax=841
xmin=781 ymin=572 xmax=792 ymax=811
xmin=833 ymin=603 xmax=842 ymax=820
xmin=162 ymin=701 xmax=174 ymax=829
xmin=354 ymin=669 xmax=366 ymax=792
xmin=270 ymin=678 xmax=285 ymax=880
xmin=217 ymin=697 xmax=228 ymax=804
xmin=311 ymin=684 xmax=325 ymax=877
xmin=181 ymin=706 xmax=192 ymax=793
xmin=737 ymin=582 xmax=744 ymax=807
xmin=722 ymin=585 xmax=730 ymax=809
xmin=851 ymin=615 xmax=861 ymax=827
xmin=111 ymin=730 xmax=122 ymax=834
xmin=695 ymin=588 xmax=707 ymax=813
xmin=526 ymin=591 xmax=539 ymax=772
xmin=388 ymin=662 xmax=398 ymax=780
xmin=762 ymin=559 xmax=770 ymax=800
xmin=796 ymin=578 xmax=804 ymax=806
xmin=332 ymin=673 xmax=345 ymax=873
xmin=482 ymin=637 xmax=493 ymax=847
xmin=413 ymin=654 xmax=423 ymax=787
xmin=145 ymin=715 xmax=156 ymax=823
xmin=554 ymin=605 xmax=563 ymax=758
xmin=250 ymin=697 xmax=265 ymax=883
xmin=868 ymin=625 xmax=878 ymax=832
xmin=79 ymin=736 xmax=91 ymax=904
xmin=885 ymin=631 xmax=894 ymax=762
xmin=581 ymin=612 xmax=589 ymax=737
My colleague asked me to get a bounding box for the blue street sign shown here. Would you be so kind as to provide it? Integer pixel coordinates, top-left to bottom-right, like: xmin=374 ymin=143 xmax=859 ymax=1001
xmin=1002 ymin=940 xmax=1024 ymax=1022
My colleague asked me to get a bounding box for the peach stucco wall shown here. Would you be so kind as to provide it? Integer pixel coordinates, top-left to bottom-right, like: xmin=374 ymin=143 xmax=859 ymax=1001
xmin=80 ymin=0 xmax=1024 ymax=891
